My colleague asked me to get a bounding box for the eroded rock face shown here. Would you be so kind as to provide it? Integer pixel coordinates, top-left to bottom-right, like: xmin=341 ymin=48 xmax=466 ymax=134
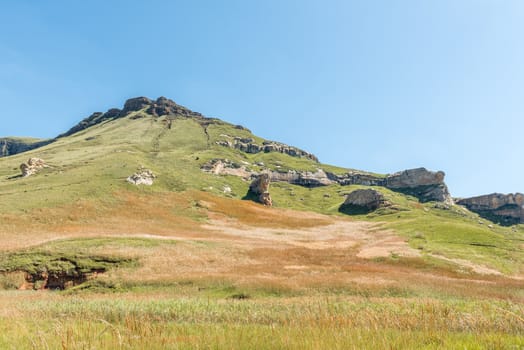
xmin=20 ymin=158 xmax=47 ymax=177
xmin=249 ymin=173 xmax=272 ymax=206
xmin=216 ymin=136 xmax=319 ymax=162
xmin=270 ymin=169 xmax=333 ymax=187
xmin=127 ymin=168 xmax=156 ymax=186
xmin=386 ymin=168 xmax=445 ymax=188
xmin=457 ymin=193 xmax=524 ymax=225
xmin=340 ymin=189 xmax=388 ymax=212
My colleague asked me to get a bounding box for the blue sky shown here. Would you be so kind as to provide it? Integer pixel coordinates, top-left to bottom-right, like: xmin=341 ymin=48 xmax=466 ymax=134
xmin=1 ymin=1 xmax=522 ymax=197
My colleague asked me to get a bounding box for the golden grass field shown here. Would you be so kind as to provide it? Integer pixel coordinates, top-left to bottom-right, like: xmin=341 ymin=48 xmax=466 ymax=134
xmin=1 ymin=190 xmax=523 ymax=349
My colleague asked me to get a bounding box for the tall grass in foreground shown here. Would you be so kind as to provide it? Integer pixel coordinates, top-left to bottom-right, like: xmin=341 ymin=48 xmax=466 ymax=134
xmin=0 ymin=293 xmax=522 ymax=349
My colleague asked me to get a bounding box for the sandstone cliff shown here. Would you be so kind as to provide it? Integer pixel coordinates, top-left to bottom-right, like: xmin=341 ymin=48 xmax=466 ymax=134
xmin=203 ymin=160 xmax=452 ymax=204
xmin=216 ymin=136 xmax=319 ymax=162
xmin=457 ymin=193 xmax=524 ymax=225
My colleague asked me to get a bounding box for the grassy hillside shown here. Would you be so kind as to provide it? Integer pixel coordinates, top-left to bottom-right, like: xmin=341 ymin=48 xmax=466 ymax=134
xmin=0 ymin=108 xmax=523 ymax=349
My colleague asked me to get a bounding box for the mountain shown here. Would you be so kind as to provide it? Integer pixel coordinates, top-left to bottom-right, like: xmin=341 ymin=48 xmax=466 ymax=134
xmin=1 ymin=96 xmax=521 ymax=224
xmin=1 ymin=96 xmax=523 ymax=348
xmin=0 ymin=95 xmax=522 ymax=276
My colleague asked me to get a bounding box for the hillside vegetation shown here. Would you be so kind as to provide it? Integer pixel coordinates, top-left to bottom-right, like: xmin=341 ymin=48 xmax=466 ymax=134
xmin=0 ymin=99 xmax=522 ymax=349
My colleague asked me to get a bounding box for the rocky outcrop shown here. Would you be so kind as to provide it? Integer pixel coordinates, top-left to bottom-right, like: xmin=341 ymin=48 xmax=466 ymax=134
xmin=457 ymin=193 xmax=524 ymax=225
xmin=385 ymin=168 xmax=452 ymax=204
xmin=201 ymin=159 xmax=254 ymax=178
xmin=340 ymin=189 xmax=388 ymax=213
xmin=147 ymin=96 xmax=203 ymax=118
xmin=0 ymin=138 xmax=51 ymax=157
xmin=20 ymin=158 xmax=47 ymax=177
xmin=249 ymin=173 xmax=272 ymax=206
xmin=126 ymin=168 xmax=156 ymax=186
xmin=332 ymin=168 xmax=452 ymax=204
xmin=203 ymin=160 xmax=451 ymax=204
xmin=59 ymin=96 xmax=205 ymax=138
xmin=216 ymin=136 xmax=319 ymax=162
xmin=270 ymin=169 xmax=333 ymax=187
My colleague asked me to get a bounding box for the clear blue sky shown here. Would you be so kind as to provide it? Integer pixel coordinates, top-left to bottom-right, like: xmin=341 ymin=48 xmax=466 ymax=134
xmin=1 ymin=1 xmax=522 ymax=197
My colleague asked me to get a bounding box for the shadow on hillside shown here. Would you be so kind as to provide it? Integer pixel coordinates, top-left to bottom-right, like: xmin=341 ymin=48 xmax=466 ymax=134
xmin=338 ymin=204 xmax=374 ymax=215
xmin=242 ymin=190 xmax=259 ymax=203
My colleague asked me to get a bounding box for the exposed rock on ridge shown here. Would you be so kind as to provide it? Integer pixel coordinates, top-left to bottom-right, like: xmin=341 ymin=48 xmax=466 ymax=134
xmin=457 ymin=193 xmax=524 ymax=225
xmin=216 ymin=136 xmax=319 ymax=162
xmin=58 ymin=97 xmax=204 ymax=138
xmin=203 ymin=160 xmax=452 ymax=204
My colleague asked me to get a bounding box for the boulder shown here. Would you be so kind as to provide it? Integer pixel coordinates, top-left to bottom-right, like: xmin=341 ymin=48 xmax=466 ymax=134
xmin=457 ymin=193 xmax=524 ymax=225
xmin=340 ymin=189 xmax=387 ymax=212
xmin=249 ymin=173 xmax=272 ymax=206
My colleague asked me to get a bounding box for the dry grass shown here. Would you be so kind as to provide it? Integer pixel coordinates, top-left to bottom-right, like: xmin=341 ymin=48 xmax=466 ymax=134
xmin=1 ymin=190 xmax=523 ymax=349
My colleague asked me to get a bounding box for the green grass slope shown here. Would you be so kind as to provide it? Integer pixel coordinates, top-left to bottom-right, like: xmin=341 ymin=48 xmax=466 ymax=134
xmin=0 ymin=110 xmax=523 ymax=276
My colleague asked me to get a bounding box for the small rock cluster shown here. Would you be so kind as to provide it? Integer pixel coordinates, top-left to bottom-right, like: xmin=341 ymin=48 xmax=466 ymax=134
xmin=127 ymin=167 xmax=156 ymax=186
xmin=20 ymin=158 xmax=47 ymax=177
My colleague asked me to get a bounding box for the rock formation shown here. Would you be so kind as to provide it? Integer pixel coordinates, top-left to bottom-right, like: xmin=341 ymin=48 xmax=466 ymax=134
xmin=249 ymin=173 xmax=272 ymax=206
xmin=216 ymin=136 xmax=319 ymax=162
xmin=20 ymin=158 xmax=47 ymax=177
xmin=385 ymin=168 xmax=452 ymax=204
xmin=203 ymin=160 xmax=452 ymax=204
xmin=270 ymin=169 xmax=333 ymax=187
xmin=58 ymin=96 xmax=205 ymax=138
xmin=200 ymin=159 xmax=254 ymax=179
xmin=333 ymin=168 xmax=452 ymax=204
xmin=457 ymin=193 xmax=524 ymax=225
xmin=340 ymin=189 xmax=388 ymax=213
xmin=127 ymin=168 xmax=156 ymax=186
xmin=0 ymin=138 xmax=51 ymax=157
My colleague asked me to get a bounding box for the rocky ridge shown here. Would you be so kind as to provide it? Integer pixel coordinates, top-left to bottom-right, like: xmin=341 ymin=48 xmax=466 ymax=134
xmin=216 ymin=136 xmax=318 ymax=162
xmin=59 ymin=96 xmax=204 ymax=138
xmin=203 ymin=159 xmax=452 ymax=204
